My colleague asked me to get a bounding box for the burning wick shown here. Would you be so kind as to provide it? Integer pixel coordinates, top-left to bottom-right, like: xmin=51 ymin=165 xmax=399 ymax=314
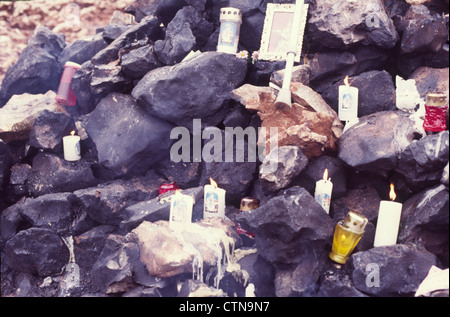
xmin=204 ymin=178 xmax=226 ymax=219
xmin=314 ymin=169 xmax=333 ymax=214
xmin=339 ymin=75 xmax=359 ymax=122
xmin=63 ymin=130 xmax=81 ymax=162
xmin=374 ymin=183 xmax=403 ymax=247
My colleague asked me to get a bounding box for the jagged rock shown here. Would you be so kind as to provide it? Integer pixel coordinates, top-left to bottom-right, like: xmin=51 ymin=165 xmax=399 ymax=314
xmin=338 ymin=111 xmax=422 ymax=176
xmin=350 ymin=243 xmax=438 ymax=296
xmin=82 ymin=93 xmax=174 ymax=179
xmin=124 ymin=0 xmax=188 ymax=24
xmin=157 ymin=159 xmax=201 ymax=189
xmin=27 ymin=153 xmax=98 ymax=197
xmin=231 ymin=84 xmax=342 ymax=159
xmin=307 ymin=0 xmax=399 ymax=49
xmin=0 ymin=26 xmax=66 ymax=108
xmin=236 ymin=186 xmax=335 ymax=264
xmin=399 ymin=184 xmax=449 ymax=266
xmin=0 ymin=91 xmax=66 ymax=143
xmin=260 ymin=146 xmax=308 ymax=193
xmin=331 ymin=186 xmax=381 ymax=223
xmin=0 ymin=192 xmax=74 ymax=241
xmin=322 ymin=70 xmax=397 ymax=117
xmin=395 ymin=131 xmax=449 ymax=192
xmin=120 ymin=44 xmax=162 ymax=79
xmin=73 ymin=176 xmax=162 ymax=226
xmin=317 ymin=265 xmax=368 ymax=297
xmin=132 ymin=51 xmax=248 ymax=130
xmin=0 ymin=139 xmax=10 ymax=192
xmin=4 ymin=228 xmax=70 ymax=277
xmin=28 ymin=110 xmax=76 ymax=153
xmin=154 ymin=6 xmax=214 ymax=65
xmin=58 ymin=33 xmax=109 ymax=67
xmin=409 ymin=67 xmax=449 ymax=98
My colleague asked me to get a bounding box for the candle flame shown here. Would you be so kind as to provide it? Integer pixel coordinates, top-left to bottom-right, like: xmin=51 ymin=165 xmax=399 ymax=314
xmin=174 ymin=189 xmax=181 ymax=196
xmin=344 ymin=76 xmax=350 ymax=87
xmin=210 ymin=178 xmax=218 ymax=188
xmin=70 ymin=130 xmax=76 ymax=136
xmin=389 ymin=183 xmax=397 ymax=201
xmin=323 ymin=169 xmax=329 ymax=181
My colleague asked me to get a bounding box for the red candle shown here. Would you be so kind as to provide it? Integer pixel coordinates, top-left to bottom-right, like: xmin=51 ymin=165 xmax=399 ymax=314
xmin=159 ymin=182 xmax=179 ymax=195
xmin=56 ymin=61 xmax=81 ymax=107
xmin=423 ymin=92 xmax=448 ymax=133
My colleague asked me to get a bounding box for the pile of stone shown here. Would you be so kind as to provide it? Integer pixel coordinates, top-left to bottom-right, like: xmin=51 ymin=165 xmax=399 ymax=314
xmin=0 ymin=0 xmax=448 ymax=297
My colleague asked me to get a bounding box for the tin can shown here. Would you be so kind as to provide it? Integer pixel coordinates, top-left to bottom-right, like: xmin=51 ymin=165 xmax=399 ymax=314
xmin=236 ymin=197 xmax=260 ymax=238
xmin=56 ymin=61 xmax=81 ymax=107
xmin=217 ymin=7 xmax=242 ymax=55
xmin=423 ymin=92 xmax=448 ymax=132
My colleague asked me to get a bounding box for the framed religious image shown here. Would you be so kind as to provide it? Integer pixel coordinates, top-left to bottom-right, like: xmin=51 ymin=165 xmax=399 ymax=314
xmin=259 ymin=3 xmax=309 ymax=62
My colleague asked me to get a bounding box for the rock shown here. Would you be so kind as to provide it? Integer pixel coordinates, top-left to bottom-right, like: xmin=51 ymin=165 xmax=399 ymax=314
xmin=58 ymin=33 xmax=109 ymax=67
xmin=0 ymin=193 xmax=74 ymax=241
xmin=124 ymin=0 xmax=188 ymax=24
xmin=408 ymin=67 xmax=449 ymax=99
xmin=331 ymin=186 xmax=381 ymax=223
xmin=236 ymin=186 xmax=335 ymax=264
xmin=120 ymin=186 xmax=203 ymax=231
xmin=260 ymin=146 xmax=309 ymax=193
xmin=317 ymin=265 xmax=368 ymax=297
xmin=270 ymin=64 xmax=312 ymax=88
xmin=120 ymin=44 xmax=162 ymax=79
xmin=82 ymin=93 xmax=175 ymax=179
xmin=321 ymin=70 xmax=397 ymax=117
xmin=132 ymin=51 xmax=248 ymax=130
xmin=0 ymin=26 xmax=66 ymax=108
xmin=5 ymin=163 xmax=31 ymax=202
xmin=397 ymin=5 xmax=448 ymax=55
xmin=4 ymin=228 xmax=70 ymax=277
xmin=0 ymin=91 xmax=66 ymax=143
xmin=307 ymin=0 xmax=398 ymax=49
xmin=350 ymin=243 xmax=438 ymax=296
xmin=399 ymin=184 xmax=449 ymax=266
xmin=338 ymin=111 xmax=422 ymax=176
xmin=27 ymin=153 xmax=98 ymax=197
xmin=28 ymin=110 xmax=76 ymax=152
xmin=154 ymin=6 xmax=214 ymax=65
xmin=73 ymin=176 xmax=162 ymax=226
xmin=0 ymin=139 xmax=10 ymax=192
xmin=442 ymin=162 xmax=449 ymax=188
xmin=157 ymin=159 xmax=201 ymax=189
xmin=395 ymin=131 xmax=449 ymax=192
xmin=230 ymin=84 xmax=342 ymax=159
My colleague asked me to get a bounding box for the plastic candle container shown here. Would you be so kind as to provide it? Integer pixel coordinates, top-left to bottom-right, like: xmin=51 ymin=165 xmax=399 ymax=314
xmin=217 ymin=7 xmax=242 ymax=55
xmin=56 ymin=61 xmax=81 ymax=107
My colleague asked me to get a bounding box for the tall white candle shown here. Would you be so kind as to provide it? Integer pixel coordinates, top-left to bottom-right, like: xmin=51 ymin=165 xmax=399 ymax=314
xmin=374 ymin=184 xmax=403 ymax=247
xmin=63 ymin=131 xmax=81 ymax=161
xmin=204 ymin=178 xmax=226 ymax=219
xmin=315 ymin=169 xmax=333 ymax=214
xmin=339 ymin=76 xmax=359 ymax=122
xmin=169 ymin=190 xmax=194 ymax=230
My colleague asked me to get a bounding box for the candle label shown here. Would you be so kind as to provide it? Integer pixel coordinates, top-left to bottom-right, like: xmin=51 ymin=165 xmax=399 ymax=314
xmin=219 ymin=22 xmax=237 ymax=47
xmin=341 ymin=93 xmax=353 ymax=110
xmin=171 ymin=199 xmax=189 ymax=223
xmin=205 ymin=192 xmax=219 ymax=214
xmin=75 ymin=140 xmax=81 ymax=156
xmin=315 ymin=193 xmax=331 ymax=211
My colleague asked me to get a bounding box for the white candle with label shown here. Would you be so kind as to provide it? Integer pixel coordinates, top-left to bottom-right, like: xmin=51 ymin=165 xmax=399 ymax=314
xmin=63 ymin=130 xmax=81 ymax=161
xmin=374 ymin=184 xmax=403 ymax=247
xmin=169 ymin=190 xmax=194 ymax=230
xmin=203 ymin=178 xmax=226 ymax=219
xmin=339 ymin=76 xmax=359 ymax=122
xmin=315 ymin=169 xmax=333 ymax=214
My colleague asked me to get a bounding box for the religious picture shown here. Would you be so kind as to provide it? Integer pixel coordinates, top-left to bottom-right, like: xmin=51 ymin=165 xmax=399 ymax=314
xmin=219 ymin=22 xmax=236 ymax=46
xmin=171 ymin=199 xmax=187 ymax=223
xmin=205 ymin=192 xmax=219 ymax=214
xmin=342 ymin=93 xmax=353 ymax=110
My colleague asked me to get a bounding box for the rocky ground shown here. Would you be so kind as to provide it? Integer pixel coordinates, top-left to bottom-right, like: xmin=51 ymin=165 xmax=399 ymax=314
xmin=0 ymin=0 xmax=134 ymax=85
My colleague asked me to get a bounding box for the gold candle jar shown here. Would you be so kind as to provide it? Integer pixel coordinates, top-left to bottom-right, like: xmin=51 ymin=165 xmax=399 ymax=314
xmin=237 ymin=197 xmax=260 ymax=237
xmin=329 ymin=211 xmax=368 ymax=264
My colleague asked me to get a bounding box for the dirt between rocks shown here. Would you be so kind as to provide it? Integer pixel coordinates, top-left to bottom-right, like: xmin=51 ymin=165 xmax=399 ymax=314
xmin=0 ymin=0 xmax=135 ymax=85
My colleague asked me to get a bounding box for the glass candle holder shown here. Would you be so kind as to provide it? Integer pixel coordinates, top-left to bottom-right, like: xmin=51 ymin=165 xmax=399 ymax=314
xmin=329 ymin=211 xmax=368 ymax=264
xmin=423 ymin=92 xmax=448 ymax=133
xmin=236 ymin=197 xmax=260 ymax=237
xmin=217 ymin=7 xmax=242 ymax=55
xmin=55 ymin=61 xmax=81 ymax=107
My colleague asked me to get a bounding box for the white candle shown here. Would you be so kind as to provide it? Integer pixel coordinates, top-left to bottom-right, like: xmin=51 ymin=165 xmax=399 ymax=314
xmin=374 ymin=184 xmax=403 ymax=247
xmin=169 ymin=190 xmax=194 ymax=230
xmin=339 ymin=76 xmax=359 ymax=122
xmin=203 ymin=178 xmax=226 ymax=219
xmin=63 ymin=131 xmax=81 ymax=161
xmin=315 ymin=169 xmax=333 ymax=214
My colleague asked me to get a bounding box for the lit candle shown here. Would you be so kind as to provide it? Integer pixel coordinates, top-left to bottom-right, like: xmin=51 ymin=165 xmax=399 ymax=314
xmin=374 ymin=183 xmax=403 ymax=247
xmin=169 ymin=190 xmax=194 ymax=230
xmin=63 ymin=130 xmax=81 ymax=161
xmin=217 ymin=7 xmax=242 ymax=55
xmin=339 ymin=76 xmax=359 ymax=122
xmin=203 ymin=178 xmax=226 ymax=219
xmin=315 ymin=169 xmax=333 ymax=214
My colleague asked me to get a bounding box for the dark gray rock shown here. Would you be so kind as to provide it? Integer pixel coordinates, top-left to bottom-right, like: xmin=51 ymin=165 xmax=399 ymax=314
xmin=58 ymin=33 xmax=109 ymax=67
xmin=399 ymin=184 xmax=449 ymax=267
xmin=27 ymin=153 xmax=98 ymax=197
xmin=132 ymin=51 xmax=248 ymax=130
xmin=82 ymin=93 xmax=175 ymax=178
xmin=4 ymin=228 xmax=70 ymax=277
xmin=236 ymin=187 xmax=335 ymax=264
xmin=124 ymin=0 xmax=188 ymax=24
xmin=350 ymin=243 xmax=438 ymax=297
xmin=154 ymin=6 xmax=214 ymax=65
xmin=338 ymin=111 xmax=421 ymax=176
xmin=120 ymin=44 xmax=162 ymax=79
xmin=317 ymin=265 xmax=368 ymax=297
xmin=395 ymin=131 xmax=449 ymax=192
xmin=0 ymin=26 xmax=66 ymax=108
xmin=322 ymin=70 xmax=396 ymax=117
xmin=28 ymin=110 xmax=76 ymax=152
xmin=0 ymin=139 xmax=10 ymax=192
xmin=73 ymin=176 xmax=162 ymax=226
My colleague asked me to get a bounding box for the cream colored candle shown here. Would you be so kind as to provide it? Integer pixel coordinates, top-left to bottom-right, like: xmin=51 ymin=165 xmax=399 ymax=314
xmin=314 ymin=169 xmax=333 ymax=214
xmin=169 ymin=190 xmax=194 ymax=230
xmin=339 ymin=76 xmax=359 ymax=122
xmin=203 ymin=178 xmax=226 ymax=219
xmin=374 ymin=184 xmax=403 ymax=247
xmin=63 ymin=131 xmax=81 ymax=161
